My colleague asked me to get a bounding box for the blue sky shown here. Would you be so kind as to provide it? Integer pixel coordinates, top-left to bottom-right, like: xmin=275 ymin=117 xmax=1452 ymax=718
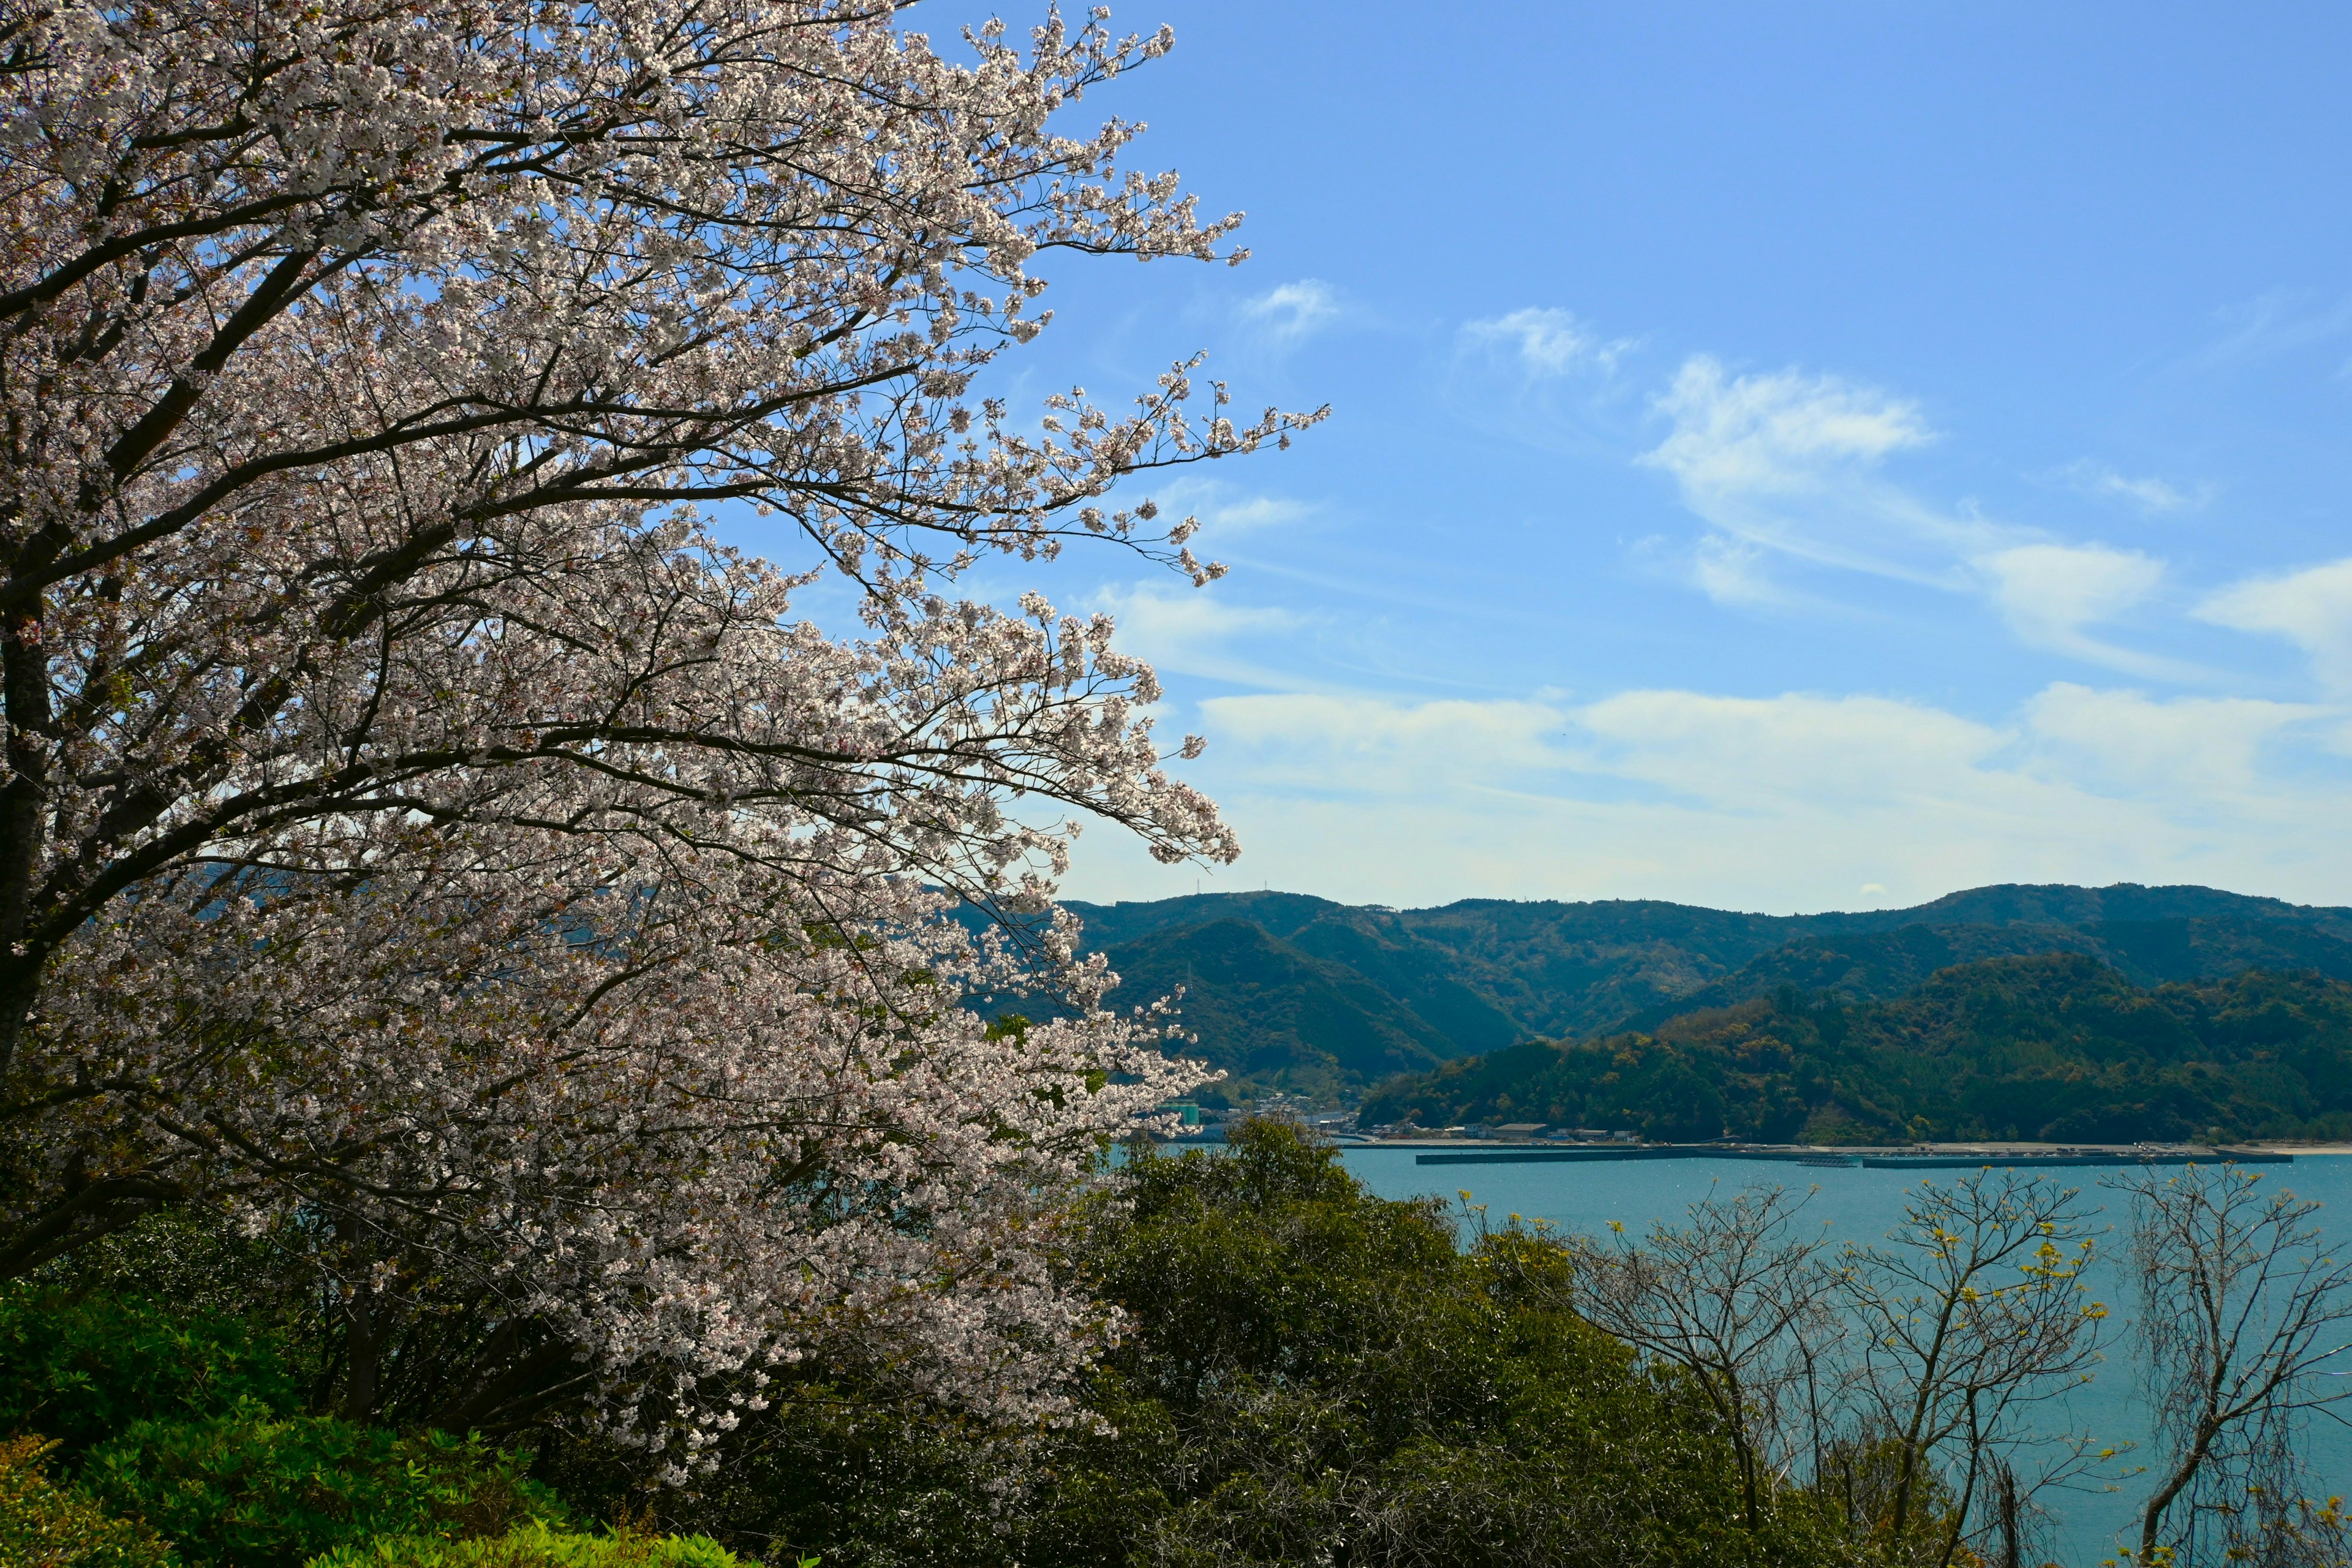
xmin=744 ymin=4 xmax=2352 ymax=914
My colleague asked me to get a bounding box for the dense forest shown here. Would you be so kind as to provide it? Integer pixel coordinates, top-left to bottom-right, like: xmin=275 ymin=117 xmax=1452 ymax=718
xmin=1069 ymin=882 xmax=2352 ymax=1106
xmin=1359 ymin=955 xmax=2352 ymax=1144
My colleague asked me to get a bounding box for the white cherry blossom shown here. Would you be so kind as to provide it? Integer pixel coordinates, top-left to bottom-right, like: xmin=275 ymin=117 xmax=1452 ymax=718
xmin=0 ymin=0 xmax=1317 ymax=1457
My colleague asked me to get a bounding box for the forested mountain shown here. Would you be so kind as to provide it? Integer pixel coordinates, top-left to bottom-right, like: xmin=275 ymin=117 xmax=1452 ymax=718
xmin=1063 ymin=884 xmax=2352 ymax=1102
xmin=1357 ymin=956 xmax=2352 ymax=1145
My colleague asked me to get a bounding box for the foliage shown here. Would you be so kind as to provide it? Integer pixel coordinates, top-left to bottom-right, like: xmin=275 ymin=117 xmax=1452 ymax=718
xmin=306 ymin=1520 xmax=761 ymax=1568
xmin=1363 ymin=957 xmax=2352 ymax=1143
xmin=1042 ymin=1124 xmax=1790 ymax=1567
xmin=81 ymin=1415 xmax=559 ymax=1568
xmin=0 ymin=1434 xmax=176 ymax=1568
xmin=0 ymin=1286 xmax=302 ymax=1457
xmin=673 ymin=1121 xmax=1853 ymax=1567
xmin=1 ymin=1284 xmax=559 ymax=1568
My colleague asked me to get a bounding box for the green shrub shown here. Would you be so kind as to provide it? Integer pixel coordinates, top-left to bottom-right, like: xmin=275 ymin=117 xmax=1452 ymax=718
xmin=0 ymin=1433 xmax=177 ymax=1568
xmin=0 ymin=1286 xmax=301 ymax=1453
xmin=306 ymin=1520 xmax=774 ymax=1568
xmin=81 ymin=1411 xmax=561 ymax=1568
xmin=0 ymin=1285 xmax=563 ymax=1568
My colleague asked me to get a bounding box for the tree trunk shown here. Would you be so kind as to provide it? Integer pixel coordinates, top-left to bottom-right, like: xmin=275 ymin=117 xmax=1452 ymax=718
xmin=341 ymin=1284 xmax=381 ymax=1423
xmin=1997 ymin=1464 xmax=2021 ymax=1568
xmin=2138 ymin=1419 xmax=2220 ymax=1565
xmin=0 ymin=611 xmax=52 ymax=1086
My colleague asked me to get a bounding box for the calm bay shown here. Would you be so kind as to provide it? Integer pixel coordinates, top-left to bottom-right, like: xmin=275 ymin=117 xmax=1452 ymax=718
xmin=1341 ymin=1148 xmax=2352 ymax=1566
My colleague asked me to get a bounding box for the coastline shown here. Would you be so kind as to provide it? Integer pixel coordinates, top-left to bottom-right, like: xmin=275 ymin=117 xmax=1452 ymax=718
xmin=1161 ymin=1131 xmax=2352 ymax=1163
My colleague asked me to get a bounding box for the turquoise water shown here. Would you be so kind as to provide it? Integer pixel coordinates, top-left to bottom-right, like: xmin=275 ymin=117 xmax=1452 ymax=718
xmin=1340 ymin=1148 xmax=2352 ymax=1566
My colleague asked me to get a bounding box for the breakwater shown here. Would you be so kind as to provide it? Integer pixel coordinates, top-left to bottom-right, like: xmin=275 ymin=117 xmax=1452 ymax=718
xmin=1409 ymin=1144 xmax=2293 ymax=1169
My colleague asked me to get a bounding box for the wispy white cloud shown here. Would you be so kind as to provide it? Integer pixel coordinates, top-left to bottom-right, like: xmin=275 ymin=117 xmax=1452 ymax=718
xmin=1209 ymin=496 xmax=1310 ymax=532
xmin=1444 ymin=305 xmax=1647 ymax=460
xmin=1977 ymin=544 xmax=2193 ymax=679
xmin=1093 ymin=582 xmax=1303 ymax=687
xmin=1638 ymin=356 xmax=1984 ymax=589
xmin=1460 ymin=307 xmax=1635 ymax=377
xmin=2055 ymin=460 xmax=2212 ymax=514
xmin=1197 ymin=692 xmax=1566 ymax=792
xmin=2022 ymin=683 xmax=2321 ymax=802
xmin=2198 ymin=288 xmax=2352 ymax=369
xmin=2198 ymin=557 xmax=2352 ymax=692
xmin=1140 ymin=475 xmax=1317 ymax=537
xmin=1573 ymin=688 xmax=2008 ymax=810
xmin=1645 ymin=356 xmax=1933 ymax=492
xmin=1240 ymin=279 xmax=1339 ymax=348
xmin=1637 ymin=356 xmax=2199 ymax=677
xmin=1688 ymin=533 xmax=1786 ymax=607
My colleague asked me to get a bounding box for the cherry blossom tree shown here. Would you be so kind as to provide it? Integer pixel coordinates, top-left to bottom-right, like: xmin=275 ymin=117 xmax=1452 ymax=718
xmin=0 ymin=0 xmax=1316 ymax=1467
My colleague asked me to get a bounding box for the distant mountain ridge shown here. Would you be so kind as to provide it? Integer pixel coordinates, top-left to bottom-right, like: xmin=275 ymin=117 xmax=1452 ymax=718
xmin=1060 ymin=883 xmax=2352 ymax=1101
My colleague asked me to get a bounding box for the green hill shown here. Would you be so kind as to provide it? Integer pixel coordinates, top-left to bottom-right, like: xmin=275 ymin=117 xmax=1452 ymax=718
xmin=1088 ymin=918 xmax=1464 ymax=1099
xmin=1607 ymin=916 xmax=2352 ymax=1032
xmin=1357 ymin=954 xmax=2352 ymax=1144
xmin=1061 ymin=883 xmax=2352 ymax=1101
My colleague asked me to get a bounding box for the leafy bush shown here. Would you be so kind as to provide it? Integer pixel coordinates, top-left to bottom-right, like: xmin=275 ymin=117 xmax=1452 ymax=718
xmin=0 ymin=1285 xmax=561 ymax=1568
xmin=0 ymin=1286 xmax=301 ymax=1453
xmin=306 ymin=1520 xmax=766 ymax=1568
xmin=0 ymin=1433 xmax=176 ymax=1568
xmin=80 ymin=1414 xmax=560 ymax=1568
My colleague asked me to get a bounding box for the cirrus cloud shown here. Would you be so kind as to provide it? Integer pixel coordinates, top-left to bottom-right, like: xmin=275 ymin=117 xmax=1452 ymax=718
xmin=1240 ymin=279 xmax=1340 ymax=347
xmin=1976 ymin=544 xmax=2193 ymax=679
xmin=2198 ymin=557 xmax=2352 ymax=692
xmin=1461 ymin=306 xmax=1635 ymax=377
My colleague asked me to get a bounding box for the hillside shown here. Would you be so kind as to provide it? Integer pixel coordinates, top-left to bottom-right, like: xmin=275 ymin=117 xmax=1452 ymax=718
xmin=1356 ymin=955 xmax=2352 ymax=1144
xmin=1063 ymin=883 xmax=2352 ymax=1101
xmin=1087 ymin=918 xmax=1468 ymax=1098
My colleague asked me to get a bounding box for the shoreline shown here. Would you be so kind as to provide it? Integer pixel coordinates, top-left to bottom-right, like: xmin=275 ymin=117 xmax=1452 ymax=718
xmin=1161 ymin=1132 xmax=2352 ymax=1163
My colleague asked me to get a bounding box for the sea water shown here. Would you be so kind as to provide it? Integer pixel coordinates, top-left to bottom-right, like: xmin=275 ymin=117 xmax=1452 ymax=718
xmin=1340 ymin=1148 xmax=2352 ymax=1566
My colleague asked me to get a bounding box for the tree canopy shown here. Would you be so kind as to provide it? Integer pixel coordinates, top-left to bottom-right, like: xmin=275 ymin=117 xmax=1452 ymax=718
xmin=0 ymin=0 xmax=1313 ymax=1465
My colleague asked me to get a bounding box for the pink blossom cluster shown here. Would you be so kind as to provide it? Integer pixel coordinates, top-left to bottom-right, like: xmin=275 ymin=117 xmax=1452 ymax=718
xmin=0 ymin=0 xmax=1316 ymax=1464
